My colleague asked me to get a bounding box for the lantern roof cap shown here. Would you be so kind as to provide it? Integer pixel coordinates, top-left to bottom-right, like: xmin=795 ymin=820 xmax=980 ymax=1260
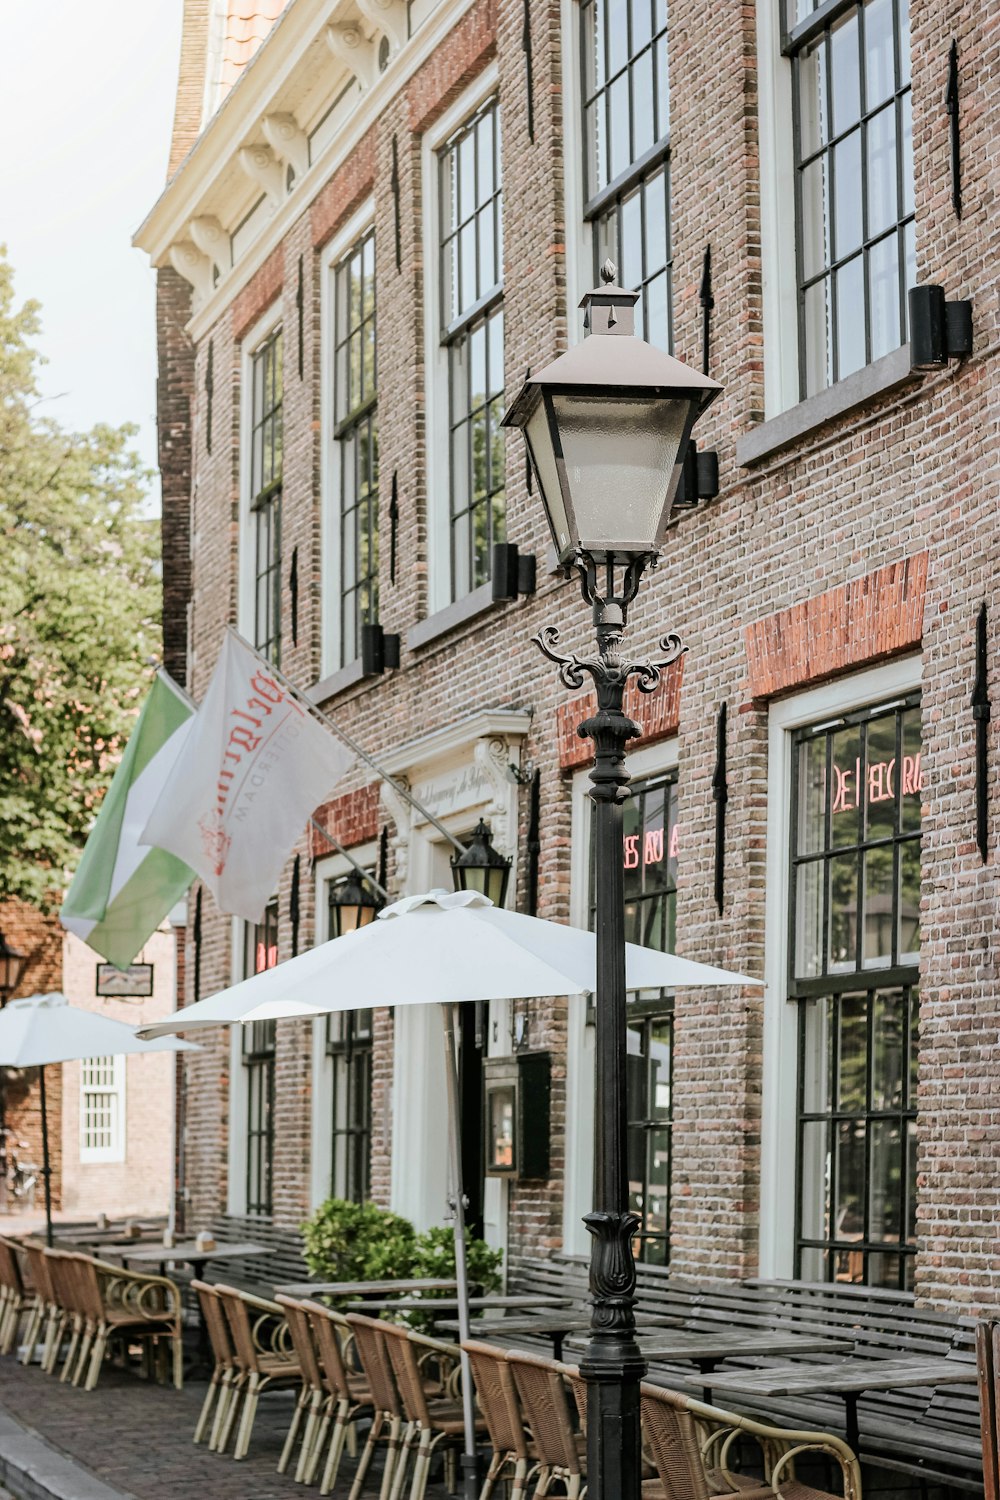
xmin=501 ymin=262 xmax=722 ymax=430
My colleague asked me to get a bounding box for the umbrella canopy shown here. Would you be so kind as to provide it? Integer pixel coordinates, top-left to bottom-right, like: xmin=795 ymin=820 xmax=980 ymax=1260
xmin=138 ymin=889 xmax=759 ymax=1038
xmin=0 ymin=993 xmax=197 ymax=1248
xmin=0 ymin=992 xmax=198 ymax=1065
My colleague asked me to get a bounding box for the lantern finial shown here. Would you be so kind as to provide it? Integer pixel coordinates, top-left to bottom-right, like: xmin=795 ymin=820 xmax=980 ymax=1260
xmin=600 ymin=259 xmax=618 ymax=285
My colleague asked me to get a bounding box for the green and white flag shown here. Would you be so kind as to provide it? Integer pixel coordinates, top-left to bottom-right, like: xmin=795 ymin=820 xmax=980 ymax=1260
xmin=61 ymin=671 xmax=196 ymax=968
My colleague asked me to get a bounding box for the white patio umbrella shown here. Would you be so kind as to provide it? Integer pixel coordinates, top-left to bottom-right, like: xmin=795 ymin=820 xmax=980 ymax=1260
xmin=138 ymin=888 xmax=759 ymax=1480
xmin=0 ymin=993 xmax=198 ymax=1246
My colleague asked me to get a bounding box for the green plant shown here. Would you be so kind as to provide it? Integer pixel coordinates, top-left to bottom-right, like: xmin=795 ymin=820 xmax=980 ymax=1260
xmin=411 ymin=1223 xmax=504 ymax=1297
xmin=301 ymin=1198 xmax=417 ymax=1284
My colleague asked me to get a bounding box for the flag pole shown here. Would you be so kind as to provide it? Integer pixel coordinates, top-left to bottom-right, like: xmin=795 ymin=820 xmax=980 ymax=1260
xmin=229 ymin=629 xmax=470 ymax=856
xmin=308 ymin=819 xmax=389 ymax=899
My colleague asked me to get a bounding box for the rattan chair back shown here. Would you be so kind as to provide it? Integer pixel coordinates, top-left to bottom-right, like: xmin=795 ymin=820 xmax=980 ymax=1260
xmin=345 ymin=1312 xmax=401 ymax=1416
xmin=506 ymin=1349 xmax=582 ymax=1477
xmin=68 ymin=1255 xmax=105 ymax=1325
xmin=192 ymin=1279 xmax=235 ymax=1370
xmin=463 ymin=1339 xmax=528 ymax=1458
xmin=44 ymin=1249 xmax=79 ymax=1318
xmin=215 ymin=1283 xmax=264 ymax=1375
xmin=379 ymin=1319 xmax=436 ymax=1427
xmin=276 ymin=1294 xmax=324 ymax=1391
xmin=0 ymin=1239 xmax=24 ymax=1298
xmin=302 ymin=1299 xmax=356 ymax=1402
xmin=23 ymin=1241 xmax=54 ymax=1303
xmin=640 ymin=1383 xmax=712 ymax=1500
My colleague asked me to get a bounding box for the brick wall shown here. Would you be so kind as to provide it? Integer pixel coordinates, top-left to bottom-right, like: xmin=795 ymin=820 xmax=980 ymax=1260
xmin=0 ymin=902 xmax=64 ymax=1211
xmin=159 ymin=0 xmax=1000 ymax=1312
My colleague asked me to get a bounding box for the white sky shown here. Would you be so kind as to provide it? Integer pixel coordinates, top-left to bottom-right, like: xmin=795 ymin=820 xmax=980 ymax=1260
xmin=1 ymin=0 xmax=185 ymax=508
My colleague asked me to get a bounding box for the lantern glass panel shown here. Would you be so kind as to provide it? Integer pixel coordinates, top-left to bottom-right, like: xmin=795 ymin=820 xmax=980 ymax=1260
xmin=549 ymin=392 xmax=689 ymax=552
xmin=525 ymin=399 xmax=569 ymax=554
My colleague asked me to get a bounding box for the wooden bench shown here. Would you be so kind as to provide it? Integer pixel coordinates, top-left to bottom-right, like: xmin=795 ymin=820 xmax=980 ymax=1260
xmin=508 ymin=1256 xmax=986 ymax=1493
xmin=208 ymin=1216 xmax=311 ymax=1294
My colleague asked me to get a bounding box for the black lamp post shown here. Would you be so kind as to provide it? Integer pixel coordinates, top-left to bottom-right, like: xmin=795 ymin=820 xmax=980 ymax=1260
xmin=328 ymin=869 xmax=384 ymax=938
xmin=503 ymin=262 xmax=721 ymax=1500
xmin=450 ymin=819 xmax=512 ymax=908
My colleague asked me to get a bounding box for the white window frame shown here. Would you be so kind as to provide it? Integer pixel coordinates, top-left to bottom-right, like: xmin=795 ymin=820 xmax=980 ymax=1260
xmin=421 ymin=62 xmax=501 ymax=617
xmin=759 ymin=652 xmax=922 ymax=1277
xmin=238 ymin=305 xmax=284 ymax=647
xmin=561 ymin=0 xmax=590 ymax=336
xmin=564 ymin=736 xmax=679 ymax=1256
xmin=755 ymin=0 xmax=799 ymax=418
xmin=320 ymin=199 xmax=376 ymax=678
xmin=309 ymin=842 xmax=379 ymax=1208
xmin=79 ymin=1054 xmax=126 ymax=1165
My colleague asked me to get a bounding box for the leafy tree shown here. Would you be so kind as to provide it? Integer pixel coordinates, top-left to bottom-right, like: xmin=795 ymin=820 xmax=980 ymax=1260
xmin=0 ymin=248 xmax=160 ymax=907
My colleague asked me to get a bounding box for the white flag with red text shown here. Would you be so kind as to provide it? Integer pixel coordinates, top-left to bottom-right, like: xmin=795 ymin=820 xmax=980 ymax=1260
xmin=141 ymin=632 xmax=352 ymax=922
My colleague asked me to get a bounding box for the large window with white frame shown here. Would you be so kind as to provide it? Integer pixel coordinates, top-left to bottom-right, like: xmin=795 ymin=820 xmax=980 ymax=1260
xmin=790 ymin=693 xmax=921 ymax=1289
xmin=249 ymin=326 xmax=284 ymax=664
xmin=588 ymin=770 xmax=678 ymax=1265
xmin=243 ymin=900 xmax=279 ymax=1215
xmin=333 ymin=229 xmax=378 ymax=667
xmin=581 ymin=0 xmax=671 ymax=349
xmin=439 ymin=97 xmax=505 ymax=600
xmin=325 ymin=876 xmax=374 ymax=1201
xmin=786 ymin=0 xmax=914 ymax=397
xmin=80 ymin=1056 xmax=126 ymax=1163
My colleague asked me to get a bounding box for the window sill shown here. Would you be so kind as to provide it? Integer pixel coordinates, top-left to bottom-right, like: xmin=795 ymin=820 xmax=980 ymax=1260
xmin=406 ymin=581 xmax=497 ymax=651
xmin=736 ymin=345 xmax=918 ymax=467
xmin=307 ymin=657 xmax=366 ymax=705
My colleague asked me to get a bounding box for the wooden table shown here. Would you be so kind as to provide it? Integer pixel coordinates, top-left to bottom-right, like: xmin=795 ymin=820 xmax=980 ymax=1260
xmin=708 ymin=1354 xmax=978 ymax=1452
xmin=275 ymin=1277 xmax=459 ymax=1299
xmin=570 ymin=1328 xmax=855 ymax=1405
xmin=122 ymin=1241 xmax=268 ymax=1374
xmin=436 ymin=1314 xmax=683 ymax=1363
xmin=344 ymin=1294 xmax=572 ymax=1316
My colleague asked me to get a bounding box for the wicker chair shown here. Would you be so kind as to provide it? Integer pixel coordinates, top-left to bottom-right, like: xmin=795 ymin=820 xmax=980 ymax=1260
xmin=75 ymin=1254 xmax=183 ymax=1391
xmin=191 ymin=1279 xmax=239 ymax=1448
xmin=505 ymin=1349 xmax=585 ymax=1499
xmin=20 ymin=1240 xmax=59 ymax=1369
xmin=345 ymin=1312 xmax=411 ymax=1500
xmin=463 ymin=1339 xmax=538 ymax=1500
xmin=304 ymin=1299 xmax=373 ymax=1495
xmin=214 ymin=1284 xmax=301 ymax=1460
xmin=380 ymin=1321 xmax=477 ymax=1500
xmin=0 ymin=1237 xmax=32 ymax=1356
xmin=640 ymin=1383 xmax=863 ymax=1500
xmin=275 ymin=1293 xmax=330 ymax=1482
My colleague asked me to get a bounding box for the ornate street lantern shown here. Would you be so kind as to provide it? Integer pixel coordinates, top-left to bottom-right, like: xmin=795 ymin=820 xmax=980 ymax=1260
xmin=451 ymin=820 xmax=512 ymax=908
xmin=328 ymin=870 xmax=383 ymax=938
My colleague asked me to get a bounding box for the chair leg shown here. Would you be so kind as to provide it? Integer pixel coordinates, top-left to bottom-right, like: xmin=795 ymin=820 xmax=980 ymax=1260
xmin=43 ymin=1311 xmax=66 ymax=1375
xmin=304 ymin=1396 xmax=334 ymax=1487
xmin=218 ymin=1373 xmax=246 ymax=1454
xmin=347 ymin=1409 xmax=385 ymax=1500
xmin=60 ymin=1318 xmax=82 ymax=1383
xmin=479 ymin=1452 xmax=505 ymax=1500
xmin=85 ymin=1325 xmax=109 ymax=1391
xmin=407 ymin=1429 xmax=435 ymax=1500
xmin=295 ymin=1389 xmax=324 ymax=1483
xmin=74 ymin=1322 xmax=97 ymax=1388
xmin=566 ymin=1476 xmax=583 ymax=1500
xmin=511 ymin=1457 xmax=530 ymax=1500
xmin=318 ymin=1400 xmax=351 ymax=1495
xmin=388 ymin=1423 xmax=417 ymax=1500
xmin=172 ymin=1333 xmax=183 ymax=1390
xmin=193 ymin=1373 xmax=219 ymax=1444
xmin=20 ymin=1301 xmax=43 ymax=1366
xmin=278 ymin=1384 xmax=308 ymax=1475
xmin=234 ymin=1372 xmax=261 ymax=1461
xmin=209 ymin=1371 xmax=235 ymax=1452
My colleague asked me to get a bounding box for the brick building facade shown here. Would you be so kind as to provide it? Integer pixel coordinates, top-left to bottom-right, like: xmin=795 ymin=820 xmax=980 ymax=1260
xmin=137 ymin=0 xmax=1000 ymax=1314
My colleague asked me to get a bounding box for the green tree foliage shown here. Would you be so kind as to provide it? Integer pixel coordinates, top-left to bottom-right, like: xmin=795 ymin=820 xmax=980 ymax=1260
xmin=0 ymin=249 xmax=160 ymax=906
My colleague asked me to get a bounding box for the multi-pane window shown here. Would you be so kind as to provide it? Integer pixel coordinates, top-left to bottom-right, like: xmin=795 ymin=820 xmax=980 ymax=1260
xmin=334 ymin=230 xmax=378 ymax=667
xmin=581 ymin=0 xmax=672 ymax=349
xmin=790 ymin=696 xmax=921 ymax=1289
xmin=589 ymin=772 xmax=678 ymax=1264
xmin=244 ymin=900 xmax=278 ymax=1216
xmin=439 ymin=98 xmax=505 ymax=599
xmin=786 ymin=0 xmax=915 ymax=397
xmin=80 ymin=1056 xmax=125 ymax=1163
xmin=250 ymin=327 xmax=283 ymax=663
xmin=327 ymin=1009 xmax=373 ymax=1202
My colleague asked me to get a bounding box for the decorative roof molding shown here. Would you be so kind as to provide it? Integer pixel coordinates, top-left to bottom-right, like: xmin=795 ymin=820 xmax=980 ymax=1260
xmin=355 ymin=0 xmax=407 ymax=51
xmin=189 ymin=215 xmax=233 ymax=276
xmin=237 ymin=142 xmax=284 ymax=207
xmin=325 ymin=23 xmax=379 ymax=89
xmin=261 ymin=111 xmax=309 ymax=178
xmin=168 ymin=240 xmax=214 ymax=301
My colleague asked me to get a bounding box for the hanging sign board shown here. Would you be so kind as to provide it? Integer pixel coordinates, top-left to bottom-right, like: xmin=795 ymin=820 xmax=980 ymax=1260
xmin=95 ymin=963 xmax=154 ymax=999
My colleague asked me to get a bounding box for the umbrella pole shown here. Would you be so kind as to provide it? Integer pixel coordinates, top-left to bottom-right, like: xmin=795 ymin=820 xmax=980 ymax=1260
xmin=441 ymin=1002 xmax=479 ymax=1500
xmin=38 ymin=1065 xmax=53 ymax=1248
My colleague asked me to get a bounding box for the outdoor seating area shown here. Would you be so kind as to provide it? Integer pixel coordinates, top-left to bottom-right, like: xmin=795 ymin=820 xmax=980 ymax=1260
xmin=0 ymin=1228 xmax=997 ymax=1499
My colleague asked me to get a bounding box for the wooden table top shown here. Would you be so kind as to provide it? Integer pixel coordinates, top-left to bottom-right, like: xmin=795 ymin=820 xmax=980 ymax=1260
xmin=343 ymin=1293 xmax=572 ymax=1313
xmin=121 ymin=1241 xmax=267 ymax=1264
xmin=436 ymin=1314 xmax=593 ymax=1336
xmin=275 ymin=1277 xmax=459 ymax=1298
xmin=709 ymin=1354 xmax=978 ymax=1397
xmin=571 ymin=1329 xmax=855 ymax=1364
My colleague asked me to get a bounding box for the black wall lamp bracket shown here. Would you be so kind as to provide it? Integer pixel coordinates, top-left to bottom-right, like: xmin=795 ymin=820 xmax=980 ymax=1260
xmin=909 ymin=285 xmax=973 ymax=372
xmin=673 ymin=441 xmax=720 ymax=510
xmin=492 ymin=543 xmax=537 ymax=603
xmin=361 ymin=623 xmax=401 ymax=677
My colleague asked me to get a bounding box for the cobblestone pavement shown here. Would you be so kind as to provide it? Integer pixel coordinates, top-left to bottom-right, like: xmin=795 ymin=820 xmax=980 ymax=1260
xmin=0 ymin=1357 xmax=450 ymax=1500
